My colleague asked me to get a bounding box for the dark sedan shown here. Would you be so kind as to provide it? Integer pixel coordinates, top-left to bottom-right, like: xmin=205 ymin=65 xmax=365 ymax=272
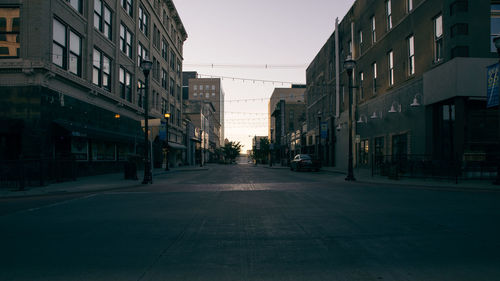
xmin=290 ymin=154 xmax=321 ymax=172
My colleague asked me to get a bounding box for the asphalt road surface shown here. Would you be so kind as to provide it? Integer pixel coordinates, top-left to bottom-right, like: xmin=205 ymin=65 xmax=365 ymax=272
xmin=1 ymin=164 xmax=500 ymax=281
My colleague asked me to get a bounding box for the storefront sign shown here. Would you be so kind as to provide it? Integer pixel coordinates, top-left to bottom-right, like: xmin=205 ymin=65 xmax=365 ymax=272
xmin=487 ymin=63 xmax=499 ymax=108
xmin=320 ymin=122 xmax=328 ymax=139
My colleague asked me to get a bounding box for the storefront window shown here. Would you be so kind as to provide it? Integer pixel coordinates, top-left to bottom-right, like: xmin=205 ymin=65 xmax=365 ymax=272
xmin=71 ymin=137 xmax=88 ymax=160
xmin=0 ymin=7 xmax=20 ymax=58
xmin=92 ymin=141 xmax=116 ymax=161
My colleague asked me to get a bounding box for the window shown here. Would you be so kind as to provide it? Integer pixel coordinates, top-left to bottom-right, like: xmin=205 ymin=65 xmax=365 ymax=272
xmin=162 ymin=68 xmax=167 ymax=90
xmin=161 ymin=98 xmax=167 ymax=114
xmin=170 ymin=77 xmax=175 ymax=96
xmin=176 ymin=109 xmax=181 ymax=126
xmin=137 ymin=42 xmax=148 ymax=65
xmin=93 ymin=48 xmax=111 ymax=91
xmin=119 ymin=67 xmax=132 ymax=102
xmin=170 ymin=51 xmax=175 ymax=69
xmin=388 ymin=51 xmax=394 ymax=86
xmin=120 ymin=24 xmax=132 ymax=58
xmin=392 ymin=133 xmax=408 ymax=162
xmin=371 ymin=16 xmax=376 ymax=43
xmin=407 ymin=0 xmax=413 ymax=13
xmin=359 ymin=30 xmax=363 ymax=51
xmin=163 ymin=10 xmax=169 ymax=27
xmin=121 ymin=0 xmax=133 ymax=18
xmin=359 ymin=139 xmax=369 ymax=165
xmin=0 ymin=7 xmax=20 ymax=58
xmin=359 ymin=72 xmax=364 ymax=100
xmin=52 ymin=18 xmax=81 ymax=76
xmin=386 ymin=0 xmax=392 ymax=30
xmin=374 ymin=137 xmax=385 ymax=165
xmin=153 ymin=24 xmax=160 ymax=49
xmin=67 ymin=0 xmax=82 ymax=14
xmin=212 ymin=85 xmax=216 ymax=90
xmin=194 ymin=85 xmax=197 ymax=90
xmin=161 ymin=38 xmax=168 ymax=61
xmin=170 ymin=105 xmax=175 ymax=124
xmin=408 ymin=35 xmax=415 ymax=76
xmin=491 ymin=4 xmax=500 ymax=51
xmin=138 ymin=6 xmax=148 ymax=36
xmin=94 ymin=0 xmax=112 ymax=40
xmin=434 ymin=14 xmax=443 ymax=62
xmin=372 ymin=62 xmax=377 ymax=93
xmin=137 ymin=80 xmax=144 ymax=108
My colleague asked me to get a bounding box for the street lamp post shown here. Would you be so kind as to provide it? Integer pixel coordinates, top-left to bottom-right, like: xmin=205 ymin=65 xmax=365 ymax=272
xmin=344 ymin=55 xmax=356 ymax=181
xmin=269 ymin=128 xmax=274 ymax=167
xmin=164 ymin=113 xmax=170 ymax=171
xmin=141 ymin=57 xmax=153 ymax=184
xmin=317 ymin=111 xmax=322 ymax=162
xmin=493 ymin=37 xmax=500 ymax=185
xmin=200 ymin=129 xmax=204 ymax=167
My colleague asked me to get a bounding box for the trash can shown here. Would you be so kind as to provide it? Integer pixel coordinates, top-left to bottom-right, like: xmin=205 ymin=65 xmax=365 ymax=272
xmin=124 ymin=161 xmax=138 ymax=180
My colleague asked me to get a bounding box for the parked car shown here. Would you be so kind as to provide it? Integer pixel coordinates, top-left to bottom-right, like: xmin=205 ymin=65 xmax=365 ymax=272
xmin=290 ymin=154 xmax=321 ymax=172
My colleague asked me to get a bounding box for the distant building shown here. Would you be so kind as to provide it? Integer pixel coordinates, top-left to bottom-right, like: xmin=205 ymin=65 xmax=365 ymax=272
xmin=268 ymin=86 xmax=306 ymax=164
xmin=0 ymin=0 xmax=187 ymax=175
xmin=307 ymin=0 xmax=499 ymax=176
xmin=186 ymin=76 xmax=225 ymax=147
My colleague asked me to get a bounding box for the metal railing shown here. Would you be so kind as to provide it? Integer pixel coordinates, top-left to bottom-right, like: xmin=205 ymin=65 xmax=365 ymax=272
xmin=371 ymin=154 xmax=498 ymax=182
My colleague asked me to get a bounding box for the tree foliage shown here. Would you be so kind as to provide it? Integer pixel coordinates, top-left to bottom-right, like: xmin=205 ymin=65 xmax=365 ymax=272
xmin=252 ymin=137 xmax=269 ymax=164
xmin=222 ymin=141 xmax=242 ymax=163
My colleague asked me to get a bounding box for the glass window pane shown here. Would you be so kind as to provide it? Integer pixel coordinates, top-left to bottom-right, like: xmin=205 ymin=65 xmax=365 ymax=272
xmin=120 ymin=68 xmax=125 ymax=83
xmin=435 ymin=15 xmax=443 ymax=37
xmin=93 ymin=68 xmax=100 ymax=85
xmin=69 ymin=53 xmax=78 ymax=74
xmin=93 ymin=49 xmax=100 ymax=67
xmin=52 ymin=43 xmax=64 ymax=66
xmin=103 ymin=73 xmax=110 ymax=89
xmin=94 ymin=0 xmax=102 ymax=14
xmin=70 ymin=0 xmax=81 ymax=13
xmin=69 ymin=31 xmax=80 ymax=54
xmin=104 ymin=7 xmax=111 ymax=23
xmin=53 ymin=19 xmax=66 ymax=45
xmin=103 ymin=56 xmax=110 ymax=74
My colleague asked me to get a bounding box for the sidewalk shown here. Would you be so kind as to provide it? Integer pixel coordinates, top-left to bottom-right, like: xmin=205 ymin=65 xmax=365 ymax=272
xmin=0 ymin=165 xmax=209 ymax=199
xmin=263 ymin=164 xmax=500 ymax=191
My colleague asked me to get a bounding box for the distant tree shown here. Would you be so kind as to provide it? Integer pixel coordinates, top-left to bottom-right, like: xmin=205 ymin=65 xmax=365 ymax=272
xmin=222 ymin=141 xmax=242 ymax=163
xmin=252 ymin=137 xmax=269 ymax=164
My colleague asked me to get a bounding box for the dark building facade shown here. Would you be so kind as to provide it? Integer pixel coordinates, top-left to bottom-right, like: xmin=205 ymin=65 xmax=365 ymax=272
xmin=0 ymin=0 xmax=187 ymax=178
xmin=307 ymin=0 xmax=499 ymax=178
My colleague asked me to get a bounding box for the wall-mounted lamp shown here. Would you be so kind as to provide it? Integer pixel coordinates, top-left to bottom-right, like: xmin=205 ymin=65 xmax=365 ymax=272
xmin=388 ymin=101 xmax=402 ymax=113
xmin=370 ymin=111 xmax=382 ymax=119
xmin=357 ymin=115 xmax=368 ymax=124
xmin=410 ymin=94 xmax=422 ymax=107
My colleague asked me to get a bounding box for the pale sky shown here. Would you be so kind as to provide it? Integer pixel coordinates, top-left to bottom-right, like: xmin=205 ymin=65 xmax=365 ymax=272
xmin=174 ymin=0 xmax=353 ymax=151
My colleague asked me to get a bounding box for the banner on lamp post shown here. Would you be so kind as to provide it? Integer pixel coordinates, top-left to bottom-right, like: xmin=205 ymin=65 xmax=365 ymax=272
xmin=320 ymin=122 xmax=328 ymax=139
xmin=487 ymin=63 xmax=499 ymax=108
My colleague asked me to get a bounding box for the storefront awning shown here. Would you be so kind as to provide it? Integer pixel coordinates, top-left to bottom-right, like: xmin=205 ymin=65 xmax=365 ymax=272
xmin=53 ymin=119 xmax=143 ymax=144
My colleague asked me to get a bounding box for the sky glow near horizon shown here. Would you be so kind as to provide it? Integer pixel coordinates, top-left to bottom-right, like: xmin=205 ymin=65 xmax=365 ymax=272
xmin=174 ymin=0 xmax=353 ymax=151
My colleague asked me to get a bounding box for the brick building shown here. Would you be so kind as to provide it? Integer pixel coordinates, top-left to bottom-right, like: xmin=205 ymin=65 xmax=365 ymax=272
xmin=0 ymin=0 xmax=187 ymax=177
xmin=307 ymin=0 xmax=499 ymax=177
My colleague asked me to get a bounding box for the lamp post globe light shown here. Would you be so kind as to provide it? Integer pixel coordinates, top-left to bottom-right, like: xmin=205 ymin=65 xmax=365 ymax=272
xmin=493 ymin=36 xmax=500 ymax=185
xmin=344 ymin=55 xmax=356 ymax=181
xmin=164 ymin=113 xmax=170 ymax=171
xmin=141 ymin=57 xmax=153 ymax=184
